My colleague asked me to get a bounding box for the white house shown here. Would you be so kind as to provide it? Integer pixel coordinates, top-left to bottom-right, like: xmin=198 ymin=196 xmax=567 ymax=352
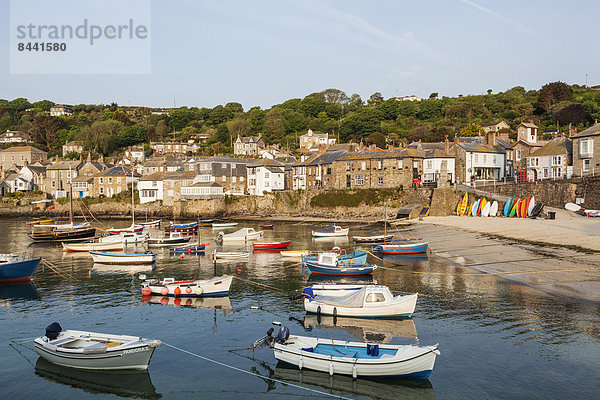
xmin=526 ymin=137 xmax=573 ymax=180
xmin=451 ymin=142 xmax=506 ymax=184
xmin=50 ymin=105 xmax=72 ymax=117
xmin=138 ymin=173 xmax=164 ymax=204
xmin=125 ymin=146 xmax=145 ymax=163
xmin=247 ymin=162 xmax=285 ymax=196
xmin=422 ymin=150 xmax=456 ymax=184
xmin=4 ymin=173 xmax=32 ymax=192
xmin=299 ymin=129 xmax=336 ymax=150
xmin=0 ymin=130 xmax=32 ymax=144
xmin=394 ymin=95 xmax=423 ymax=102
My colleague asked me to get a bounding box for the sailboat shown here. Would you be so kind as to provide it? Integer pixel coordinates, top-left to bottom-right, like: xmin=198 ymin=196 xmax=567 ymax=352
xmin=351 ymin=204 xmax=394 ymax=243
xmin=372 ymin=204 xmax=429 ymax=254
xmin=106 ymin=167 xmax=144 ymax=235
xmin=29 ymin=167 xmax=96 ymax=242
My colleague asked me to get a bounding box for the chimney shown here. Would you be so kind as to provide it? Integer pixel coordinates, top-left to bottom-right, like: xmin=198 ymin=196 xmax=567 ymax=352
xmin=24 ymin=160 xmax=29 ymax=167
xmin=454 ymin=134 xmax=459 ymax=144
xmin=417 ymin=139 xmax=422 ymax=149
xmin=87 ymin=152 xmax=91 ymax=162
xmin=444 ymin=135 xmax=449 ymax=153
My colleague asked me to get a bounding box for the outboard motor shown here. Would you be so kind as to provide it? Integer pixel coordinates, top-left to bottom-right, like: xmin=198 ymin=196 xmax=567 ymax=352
xmin=45 ymin=322 xmax=62 ymax=340
xmin=274 ymin=326 xmax=289 ymax=344
xmin=302 ymin=287 xmax=314 ymax=301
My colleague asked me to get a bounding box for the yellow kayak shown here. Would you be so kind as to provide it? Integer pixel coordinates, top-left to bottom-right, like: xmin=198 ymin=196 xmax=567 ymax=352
xmin=26 ymin=218 xmax=55 ymax=226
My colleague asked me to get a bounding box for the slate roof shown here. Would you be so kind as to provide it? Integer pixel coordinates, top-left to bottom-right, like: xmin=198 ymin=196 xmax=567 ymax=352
xmin=529 ymin=137 xmax=572 ymax=157
xmin=0 ymin=146 xmax=46 ymax=154
xmin=25 ymin=165 xmax=46 ymax=175
xmin=571 ymin=123 xmax=600 ymax=139
xmin=47 ymin=160 xmax=83 ymax=170
xmin=139 ymin=171 xmax=196 ymax=181
xmin=455 ymin=143 xmax=506 ymax=154
xmin=95 ymin=166 xmax=139 ymax=177
xmin=185 ymin=182 xmax=224 ymax=188
xmin=304 ymin=150 xmax=347 ymax=166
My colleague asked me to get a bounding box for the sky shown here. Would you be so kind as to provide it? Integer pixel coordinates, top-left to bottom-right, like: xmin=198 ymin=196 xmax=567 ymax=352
xmin=1 ymin=0 xmax=598 ymax=110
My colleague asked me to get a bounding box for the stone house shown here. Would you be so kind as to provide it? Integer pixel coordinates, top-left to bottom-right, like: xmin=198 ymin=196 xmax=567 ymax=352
xmin=90 ymin=166 xmax=138 ymax=198
xmin=19 ymin=164 xmax=46 ymax=191
xmin=516 ymin=122 xmax=539 ymax=143
xmin=62 ymin=141 xmax=84 ymax=156
xmin=571 ymin=123 xmax=600 ymax=177
xmin=0 ymin=130 xmax=32 ymax=144
xmin=194 ymin=156 xmax=251 ymax=195
xmin=299 ymin=129 xmax=337 ymax=150
xmin=161 ymin=171 xmax=197 ymax=205
xmin=525 ymin=137 xmax=572 ymax=180
xmin=292 ymin=150 xmax=347 ymax=190
xmin=71 ymin=158 xmax=109 ymax=198
xmin=509 ymin=140 xmax=544 ymax=176
xmin=43 ymin=160 xmax=84 ymax=198
xmin=247 ymin=159 xmax=285 ymax=196
xmin=150 ymin=141 xmax=201 ymax=156
xmin=181 ymin=182 xmax=225 ymax=200
xmin=0 ymin=146 xmax=48 ymax=170
xmin=450 ymin=139 xmax=506 ymax=184
xmin=481 ymin=121 xmax=510 ymax=134
xmin=331 ymin=149 xmax=424 ymax=190
xmin=233 ymin=135 xmax=266 ymax=156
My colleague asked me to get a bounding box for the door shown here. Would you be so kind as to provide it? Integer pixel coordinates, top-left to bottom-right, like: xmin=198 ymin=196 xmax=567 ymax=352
xmin=346 ymin=175 xmax=351 ymax=188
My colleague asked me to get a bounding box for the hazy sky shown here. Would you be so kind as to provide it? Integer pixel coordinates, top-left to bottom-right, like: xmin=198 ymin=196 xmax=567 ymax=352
xmin=1 ymin=0 xmax=598 ymax=109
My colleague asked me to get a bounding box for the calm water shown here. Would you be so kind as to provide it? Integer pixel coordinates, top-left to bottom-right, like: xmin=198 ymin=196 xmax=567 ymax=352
xmin=1 ymin=218 xmax=598 ymax=400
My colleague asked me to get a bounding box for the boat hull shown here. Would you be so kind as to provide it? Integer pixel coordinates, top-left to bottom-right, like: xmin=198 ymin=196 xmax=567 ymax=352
xmin=305 ymin=262 xmax=375 ymax=276
xmin=0 ymin=257 xmax=41 ymax=282
xmin=147 ymin=237 xmax=191 ymax=247
xmin=29 ymin=228 xmax=96 ymax=243
xmin=274 ymin=335 xmax=438 ymax=378
xmin=352 ymin=235 xmax=394 ymax=243
xmin=165 ymin=226 xmax=198 ymax=235
xmin=90 ymin=252 xmax=156 ymax=265
xmin=373 ymin=242 xmax=428 ymax=255
xmin=169 ymin=245 xmax=206 ymax=253
xmin=142 ymin=276 xmax=232 ymax=297
xmin=62 ymin=242 xmax=124 ymax=252
xmin=253 ymin=241 xmax=291 ymax=250
xmin=302 ymin=251 xmax=367 ymax=266
xmin=106 ymin=225 xmax=144 ymax=234
xmin=304 ymin=293 xmax=418 ymax=318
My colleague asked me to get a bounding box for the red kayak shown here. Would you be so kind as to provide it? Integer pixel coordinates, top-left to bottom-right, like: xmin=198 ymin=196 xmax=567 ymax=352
xmin=252 ymin=241 xmax=291 ymax=250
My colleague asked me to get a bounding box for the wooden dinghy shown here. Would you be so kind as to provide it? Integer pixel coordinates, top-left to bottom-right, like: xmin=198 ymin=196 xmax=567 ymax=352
xmin=90 ymin=251 xmax=156 ymax=265
xmin=141 ymin=275 xmax=232 ymax=297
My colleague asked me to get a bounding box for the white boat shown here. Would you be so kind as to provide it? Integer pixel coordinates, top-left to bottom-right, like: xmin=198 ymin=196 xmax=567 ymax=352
xmin=139 ymin=219 xmax=162 ymax=227
xmin=215 ymin=228 xmax=263 ymax=242
xmin=90 ymin=251 xmax=156 ymax=265
xmin=147 ymin=232 xmax=191 ymax=247
xmin=141 ymin=275 xmax=233 ymax=297
xmin=303 ymin=285 xmax=418 ymax=318
xmin=62 ymin=241 xmax=124 ymax=252
xmin=34 ymin=324 xmax=161 ymax=370
xmin=212 ymin=222 xmax=239 ymax=229
xmin=312 ymin=225 xmax=349 ymax=238
xmin=267 ymin=328 xmax=439 ymax=379
xmin=212 ymin=251 xmax=250 ymax=260
xmin=99 ymin=232 xmax=148 ymax=244
xmin=352 ymin=235 xmax=394 ymax=243
xmin=280 ymin=250 xmax=309 ymax=258
xmin=33 ymin=222 xmax=91 ymax=229
xmin=565 ymin=202 xmax=581 ymax=212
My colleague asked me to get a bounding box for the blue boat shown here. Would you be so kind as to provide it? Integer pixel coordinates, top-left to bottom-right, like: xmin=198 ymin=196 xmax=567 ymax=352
xmin=302 ymin=250 xmax=367 ymax=267
xmin=169 ymin=244 xmax=206 ymax=254
xmin=0 ymin=255 xmax=42 ymax=283
xmin=305 ymin=261 xmax=376 ymax=276
xmin=372 ymin=242 xmax=429 ymax=255
xmin=168 ymin=222 xmax=198 ymax=229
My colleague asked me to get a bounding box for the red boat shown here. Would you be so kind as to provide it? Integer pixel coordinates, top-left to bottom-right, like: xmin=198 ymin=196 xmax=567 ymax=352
xmin=252 ymin=241 xmax=291 ymax=250
xmin=165 ymin=226 xmax=198 ymax=235
xmin=106 ymin=224 xmax=144 ymax=234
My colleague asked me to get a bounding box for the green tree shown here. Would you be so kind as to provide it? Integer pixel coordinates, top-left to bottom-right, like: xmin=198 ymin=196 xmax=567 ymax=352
xmin=367 ymin=92 xmax=384 ymax=106
xmin=29 ymin=114 xmax=64 ymax=150
xmin=538 ymin=82 xmax=573 ymax=112
xmin=459 ymin=123 xmax=483 ymax=137
xmin=366 ymin=132 xmax=386 ymax=149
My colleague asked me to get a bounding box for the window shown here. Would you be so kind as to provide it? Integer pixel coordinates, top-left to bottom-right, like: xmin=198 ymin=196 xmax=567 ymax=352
xmin=222 ymin=163 xmax=227 ymax=168
xmin=100 ymin=187 xmax=104 ymax=195
xmin=99 ymin=177 xmax=104 ymax=184
xmin=516 ymin=149 xmax=521 ymax=161
xmin=377 ymin=160 xmax=382 ymax=170
xmin=398 ymin=160 xmax=403 ymax=169
xmin=552 ymin=156 xmax=562 ymax=166
xmin=426 ymin=160 xmax=433 ymax=169
xmin=474 ymin=154 xmax=479 ymax=163
xmin=327 ymin=167 xmax=332 ymax=175
xmin=354 ymin=174 xmax=363 ymax=186
xmin=108 ymin=177 xmax=112 ymax=184
xmin=152 ymin=181 xmax=157 ymax=187
xmin=543 ymin=168 xmax=549 ymax=178
xmin=361 ymin=161 xmax=367 ymax=170
xmin=583 ymin=159 xmax=590 ymax=172
xmin=232 ymin=176 xmax=236 ymax=183
xmin=51 ymin=171 xmax=55 ymax=178
xmin=378 ymin=176 xmax=383 ymax=185
xmin=553 ymin=168 xmax=561 ymax=178
xmin=265 ymin=172 xmax=270 ymax=178
xmin=483 ymin=154 xmax=487 ymax=163
xmin=493 ymin=156 xmax=497 ymax=165
xmin=366 ymin=293 xmax=385 ymax=303
xmin=580 ymin=139 xmax=593 ymax=157
xmin=240 ymin=176 xmax=244 ymax=182
xmin=222 ymin=175 xmax=226 ymax=182
xmin=346 ymin=162 xmax=351 ymax=171
xmin=117 ymin=177 xmax=121 ymax=184
xmin=265 ymin=182 xmax=269 ymax=187
xmin=51 ymin=180 xmax=55 ymax=188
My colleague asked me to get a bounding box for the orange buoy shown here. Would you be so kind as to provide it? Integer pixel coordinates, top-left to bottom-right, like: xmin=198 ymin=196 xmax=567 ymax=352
xmin=349 ymin=259 xmax=354 ymax=264
xmin=180 ymin=254 xmax=184 ymax=259
xmin=141 ymin=287 xmax=151 ymax=296
xmin=160 ymin=287 xmax=169 ymax=296
xmin=236 ymin=268 xmax=242 ymax=274
xmin=186 ymin=287 xmax=192 ymax=294
xmin=174 ymin=287 xmax=181 ymax=296
xmin=174 ymin=298 xmax=181 ymax=306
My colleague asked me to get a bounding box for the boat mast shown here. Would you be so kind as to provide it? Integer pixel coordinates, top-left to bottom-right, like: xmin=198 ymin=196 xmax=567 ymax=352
xmin=384 ymin=203 xmax=387 ymax=245
xmin=69 ymin=165 xmax=74 ymax=225
xmin=130 ymin=166 xmax=135 ymax=226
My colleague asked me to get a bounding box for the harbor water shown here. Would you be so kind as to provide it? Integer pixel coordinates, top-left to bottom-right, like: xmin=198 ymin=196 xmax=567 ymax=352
xmin=1 ymin=218 xmax=598 ymax=399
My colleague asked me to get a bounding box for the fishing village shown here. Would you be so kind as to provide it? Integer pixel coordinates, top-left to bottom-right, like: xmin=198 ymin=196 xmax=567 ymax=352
xmin=3 ymin=2 xmax=600 ymax=399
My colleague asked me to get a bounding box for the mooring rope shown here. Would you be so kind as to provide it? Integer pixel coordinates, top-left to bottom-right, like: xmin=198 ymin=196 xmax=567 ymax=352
xmin=41 ymin=259 xmax=69 ymax=280
xmin=163 ymin=342 xmax=353 ymax=400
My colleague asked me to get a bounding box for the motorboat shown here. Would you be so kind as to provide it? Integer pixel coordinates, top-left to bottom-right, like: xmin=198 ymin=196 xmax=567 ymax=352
xmin=165 ymin=221 xmax=198 ymax=235
xmin=264 ymin=326 xmax=439 ymax=379
xmin=62 ymin=241 xmax=124 ymax=252
xmin=303 ymin=285 xmax=418 ymax=318
xmin=211 ymin=251 xmax=250 ymax=260
xmin=302 ymin=249 xmax=367 ymax=267
xmin=0 ymin=254 xmax=41 ymax=283
xmin=352 ymin=234 xmax=394 ymax=243
xmin=99 ymin=231 xmax=148 ymax=244
xmin=169 ymin=243 xmax=206 ymax=254
xmin=253 ymin=241 xmax=291 ymax=250
xmin=312 ymin=225 xmax=349 ymax=238
xmin=215 ymin=228 xmax=263 ymax=242
xmin=106 ymin=224 xmax=144 ymax=235
xmin=90 ymin=251 xmax=156 ymax=265
xmin=141 ymin=275 xmax=233 ymax=297
xmin=372 ymin=242 xmax=429 ymax=255
xmin=34 ymin=323 xmax=161 ymax=370
xmin=29 ymin=227 xmax=96 ymax=242
xmin=147 ymin=232 xmax=191 ymax=247
xmin=280 ymin=250 xmax=309 ymax=258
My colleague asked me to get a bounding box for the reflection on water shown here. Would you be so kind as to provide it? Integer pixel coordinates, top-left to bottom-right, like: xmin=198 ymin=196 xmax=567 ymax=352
xmin=35 ymin=357 xmax=161 ymax=400
xmin=273 ymin=363 xmax=435 ymax=400
xmin=1 ymin=219 xmax=599 ymax=399
xmin=141 ymin=295 xmax=233 ymax=311
xmin=302 ymin=314 xmax=417 ymax=343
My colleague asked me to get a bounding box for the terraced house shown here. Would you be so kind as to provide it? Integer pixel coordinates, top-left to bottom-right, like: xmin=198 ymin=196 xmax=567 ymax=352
xmin=90 ymin=166 xmax=138 ymax=198
xmin=330 ymin=149 xmax=425 ymax=190
xmin=526 ymin=137 xmax=572 ymax=180
xmin=292 ymin=150 xmax=347 ymax=190
xmin=571 ymin=123 xmax=600 ymax=177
